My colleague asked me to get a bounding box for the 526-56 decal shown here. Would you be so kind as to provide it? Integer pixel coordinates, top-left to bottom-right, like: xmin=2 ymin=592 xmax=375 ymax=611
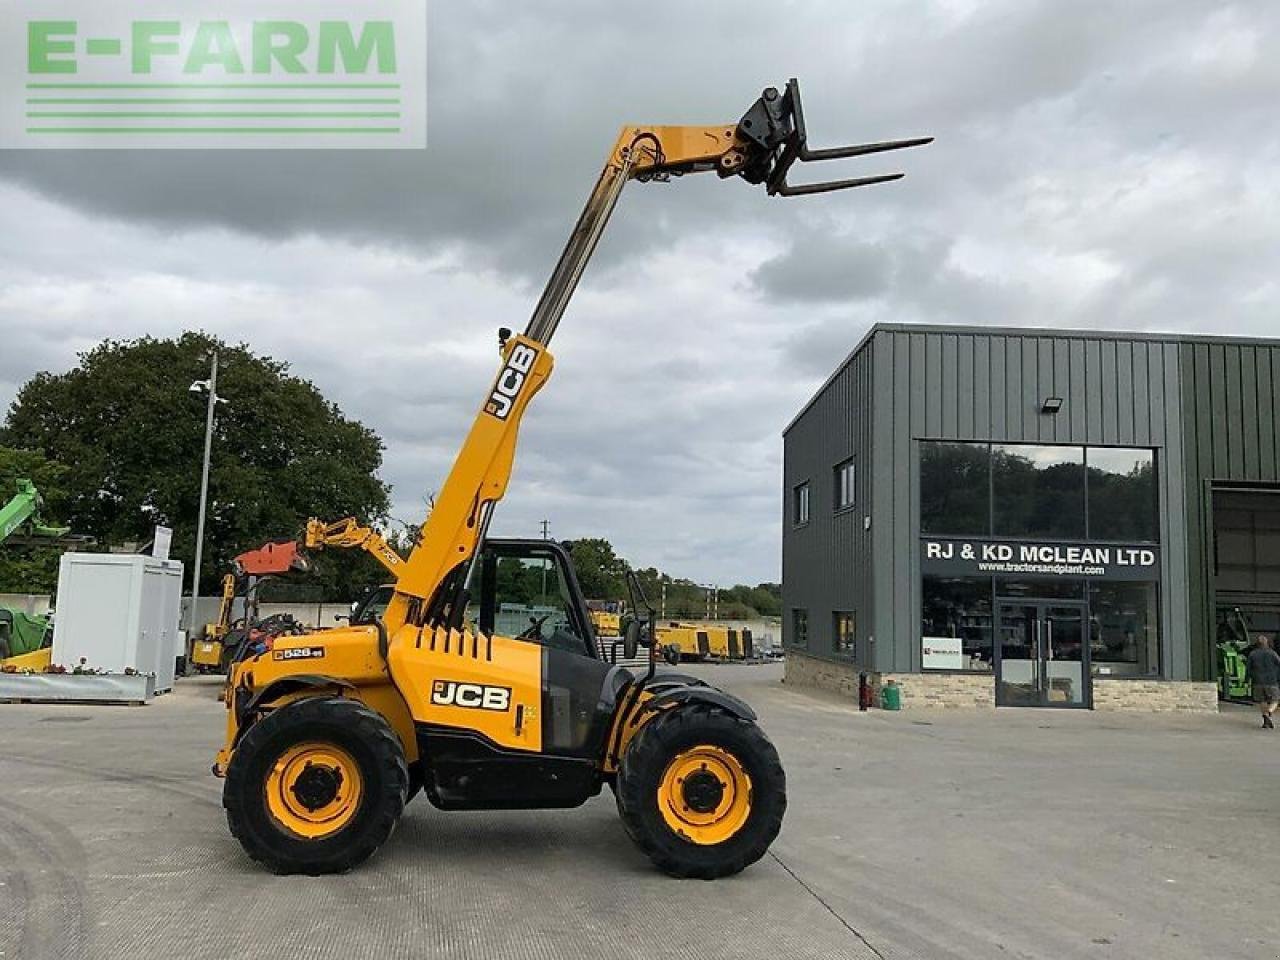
xmin=431 ymin=680 xmax=512 ymax=712
xmin=272 ymin=646 xmax=325 ymax=661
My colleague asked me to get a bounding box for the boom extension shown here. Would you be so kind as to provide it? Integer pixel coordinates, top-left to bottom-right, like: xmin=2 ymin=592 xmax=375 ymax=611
xmin=526 ymin=78 xmax=931 ymax=346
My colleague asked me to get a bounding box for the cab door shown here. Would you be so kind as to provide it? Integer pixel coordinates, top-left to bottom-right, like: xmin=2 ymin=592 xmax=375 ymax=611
xmin=477 ymin=541 xmax=623 ymax=760
xmin=395 ymin=540 xmax=626 ymax=809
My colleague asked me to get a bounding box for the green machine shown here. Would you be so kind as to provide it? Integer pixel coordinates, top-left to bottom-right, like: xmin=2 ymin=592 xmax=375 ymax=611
xmin=0 ymin=479 xmax=70 ymax=661
xmin=1215 ymin=606 xmax=1253 ymax=702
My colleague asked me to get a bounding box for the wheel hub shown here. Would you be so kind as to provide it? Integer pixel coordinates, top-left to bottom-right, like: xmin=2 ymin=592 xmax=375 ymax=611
xmin=266 ymin=741 xmax=364 ymax=840
xmin=681 ymin=769 xmax=725 ymax=813
xmin=657 ymin=744 xmax=753 ymax=846
xmin=291 ymin=763 xmax=344 ymax=812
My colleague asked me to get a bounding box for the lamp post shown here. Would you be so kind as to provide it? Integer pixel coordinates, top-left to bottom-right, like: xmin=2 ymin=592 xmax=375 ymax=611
xmin=188 ymin=353 xmax=226 ymax=634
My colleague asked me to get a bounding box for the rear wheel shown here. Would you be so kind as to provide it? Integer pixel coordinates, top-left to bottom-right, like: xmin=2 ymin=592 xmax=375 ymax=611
xmin=616 ymin=704 xmax=785 ymax=879
xmin=223 ymin=696 xmax=407 ymax=875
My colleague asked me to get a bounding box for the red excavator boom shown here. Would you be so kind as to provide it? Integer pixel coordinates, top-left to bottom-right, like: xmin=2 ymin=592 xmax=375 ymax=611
xmin=232 ymin=540 xmax=311 ymax=578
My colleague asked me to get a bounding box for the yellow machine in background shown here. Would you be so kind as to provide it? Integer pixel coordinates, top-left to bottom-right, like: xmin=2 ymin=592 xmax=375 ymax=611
xmin=656 ymin=622 xmax=755 ymax=661
xmin=190 ymin=573 xmax=238 ymax=671
xmin=190 ymin=540 xmax=313 ymax=672
xmin=304 ymin=517 xmax=406 ymax=578
xmin=586 ymin=599 xmax=624 ymax=637
xmin=212 ymin=79 xmax=926 ymax=879
xmin=0 ymin=647 xmax=53 ymax=673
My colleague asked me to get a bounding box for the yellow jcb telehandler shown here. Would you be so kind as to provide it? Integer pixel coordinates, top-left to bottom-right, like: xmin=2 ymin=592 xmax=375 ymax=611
xmin=213 ymin=80 xmax=927 ymax=878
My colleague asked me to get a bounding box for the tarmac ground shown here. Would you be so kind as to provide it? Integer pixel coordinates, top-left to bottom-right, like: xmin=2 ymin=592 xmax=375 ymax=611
xmin=2 ymin=662 xmax=1278 ymax=959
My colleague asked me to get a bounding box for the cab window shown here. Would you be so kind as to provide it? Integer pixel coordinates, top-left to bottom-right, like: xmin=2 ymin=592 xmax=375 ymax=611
xmin=351 ymin=585 xmax=393 ymax=625
xmin=466 ymin=545 xmax=592 ymax=656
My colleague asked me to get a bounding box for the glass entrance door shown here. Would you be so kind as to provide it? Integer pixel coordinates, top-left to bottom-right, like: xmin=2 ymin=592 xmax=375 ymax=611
xmin=995 ymin=601 xmax=1089 ymax=707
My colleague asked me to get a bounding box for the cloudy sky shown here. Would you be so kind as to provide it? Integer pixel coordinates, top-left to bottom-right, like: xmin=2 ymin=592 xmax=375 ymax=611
xmin=1 ymin=1 xmax=1276 ymax=585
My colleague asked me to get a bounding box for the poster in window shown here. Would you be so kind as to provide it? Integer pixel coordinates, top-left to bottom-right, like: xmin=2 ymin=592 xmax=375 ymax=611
xmin=922 ymin=635 xmax=964 ymax=670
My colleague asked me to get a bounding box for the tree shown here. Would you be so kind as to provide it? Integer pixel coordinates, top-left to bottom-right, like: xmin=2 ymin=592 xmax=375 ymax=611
xmin=0 ymin=446 xmax=71 ymax=594
xmin=565 ymin=537 xmax=627 ymax=600
xmin=2 ymin=332 xmax=390 ymax=595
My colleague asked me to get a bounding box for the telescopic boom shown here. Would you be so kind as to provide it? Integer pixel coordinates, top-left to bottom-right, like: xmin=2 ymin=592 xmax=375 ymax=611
xmin=384 ymin=80 xmax=930 ymax=635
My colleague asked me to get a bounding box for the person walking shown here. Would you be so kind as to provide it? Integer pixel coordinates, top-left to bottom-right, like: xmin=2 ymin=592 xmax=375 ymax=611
xmin=1246 ymin=634 xmax=1280 ymax=729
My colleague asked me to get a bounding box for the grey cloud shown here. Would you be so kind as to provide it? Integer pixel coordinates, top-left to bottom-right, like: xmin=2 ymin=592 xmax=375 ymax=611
xmin=751 ymin=234 xmax=893 ymax=303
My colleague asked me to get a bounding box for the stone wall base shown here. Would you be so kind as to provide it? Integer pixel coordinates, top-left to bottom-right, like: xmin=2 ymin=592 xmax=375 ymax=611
xmin=782 ymin=651 xmax=993 ymax=708
xmin=1092 ymin=678 xmax=1218 ymax=713
xmin=871 ymin=671 xmax=995 ymax=709
xmin=783 ymin=650 xmax=1219 ymax=713
xmin=781 ymin=648 xmax=862 ymax=698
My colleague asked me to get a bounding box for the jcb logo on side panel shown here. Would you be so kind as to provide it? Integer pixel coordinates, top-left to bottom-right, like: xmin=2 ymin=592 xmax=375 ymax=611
xmin=430 ymin=680 xmax=512 ymax=711
xmin=484 ymin=344 xmax=538 ymax=421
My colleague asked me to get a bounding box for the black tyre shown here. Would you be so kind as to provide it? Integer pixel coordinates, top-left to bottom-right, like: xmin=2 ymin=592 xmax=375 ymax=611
xmin=223 ymin=696 xmax=408 ymax=875
xmin=616 ymin=704 xmax=785 ymax=879
xmin=405 ymin=760 xmax=424 ymax=804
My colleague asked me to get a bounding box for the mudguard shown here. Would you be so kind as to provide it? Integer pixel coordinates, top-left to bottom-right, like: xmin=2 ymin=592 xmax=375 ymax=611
xmin=639 ymin=684 xmax=757 ymax=722
xmin=237 ymin=674 xmax=356 ymax=723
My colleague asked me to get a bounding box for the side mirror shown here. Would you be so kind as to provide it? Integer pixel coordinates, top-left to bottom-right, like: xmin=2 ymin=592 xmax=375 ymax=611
xmin=663 ymin=644 xmax=680 ymax=666
xmin=624 ymin=620 xmax=641 ymax=660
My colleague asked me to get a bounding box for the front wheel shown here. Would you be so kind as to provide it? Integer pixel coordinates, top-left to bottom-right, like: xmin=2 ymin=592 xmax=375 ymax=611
xmin=616 ymin=704 xmax=785 ymax=879
xmin=223 ymin=696 xmax=408 ymax=875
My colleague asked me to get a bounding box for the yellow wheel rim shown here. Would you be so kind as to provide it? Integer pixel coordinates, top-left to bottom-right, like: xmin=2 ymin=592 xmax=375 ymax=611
xmin=265 ymin=741 xmax=363 ymax=840
xmin=657 ymin=744 xmax=752 ymax=846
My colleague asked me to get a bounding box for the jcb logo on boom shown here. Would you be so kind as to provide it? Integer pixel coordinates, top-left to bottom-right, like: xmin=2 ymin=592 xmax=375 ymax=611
xmin=430 ymin=680 xmax=512 ymax=712
xmin=484 ymin=344 xmax=538 ymax=421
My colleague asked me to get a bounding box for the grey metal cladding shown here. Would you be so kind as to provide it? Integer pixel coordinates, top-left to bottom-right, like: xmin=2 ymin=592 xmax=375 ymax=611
xmin=1179 ymin=341 xmax=1280 ymax=680
xmin=781 ymin=338 xmax=874 ymax=662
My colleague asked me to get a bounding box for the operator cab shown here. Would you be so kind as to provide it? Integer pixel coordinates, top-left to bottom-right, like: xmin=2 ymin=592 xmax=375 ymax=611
xmin=466 ymin=539 xmax=597 ymax=657
xmin=354 ymin=539 xmax=601 ymax=657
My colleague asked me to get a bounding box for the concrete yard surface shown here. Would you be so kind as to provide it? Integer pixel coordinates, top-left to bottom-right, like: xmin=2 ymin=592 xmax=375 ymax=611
xmin=2 ymin=663 xmax=1278 ymax=959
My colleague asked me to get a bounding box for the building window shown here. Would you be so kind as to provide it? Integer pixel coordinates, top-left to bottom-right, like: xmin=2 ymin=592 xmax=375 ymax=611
xmin=793 ymin=482 xmax=810 ymax=526
xmin=920 ymin=441 xmax=991 ymax=535
xmin=921 ymin=576 xmax=994 ymax=672
xmin=791 ymin=608 xmax=808 ymax=648
xmin=992 ymin=444 xmax=1085 ymax=539
xmin=1087 ymin=448 xmax=1157 ymax=542
xmin=833 ymin=611 xmax=856 ymax=656
xmin=1088 ymin=581 xmax=1160 ymax=677
xmin=834 ymin=459 xmax=855 ymax=511
xmin=922 ymin=440 xmax=1158 ymax=543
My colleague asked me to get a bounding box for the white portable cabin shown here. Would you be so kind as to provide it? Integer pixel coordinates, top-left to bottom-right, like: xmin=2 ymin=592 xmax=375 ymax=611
xmin=52 ymin=553 xmax=185 ymax=692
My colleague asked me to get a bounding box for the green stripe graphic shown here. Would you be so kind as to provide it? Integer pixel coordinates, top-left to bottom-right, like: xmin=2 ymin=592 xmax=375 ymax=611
xmin=27 ymin=83 xmax=401 ymax=89
xmin=27 ymin=127 xmax=402 ymax=134
xmin=27 ymin=98 xmax=401 ymax=104
xmin=29 ymin=112 xmax=401 ymax=118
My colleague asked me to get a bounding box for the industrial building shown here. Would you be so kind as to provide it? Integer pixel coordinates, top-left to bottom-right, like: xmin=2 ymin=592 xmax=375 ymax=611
xmin=782 ymin=324 xmax=1280 ymax=710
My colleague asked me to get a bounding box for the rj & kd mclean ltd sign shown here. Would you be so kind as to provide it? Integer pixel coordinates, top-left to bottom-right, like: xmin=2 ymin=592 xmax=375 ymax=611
xmin=921 ymin=538 xmax=1159 ymax=581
